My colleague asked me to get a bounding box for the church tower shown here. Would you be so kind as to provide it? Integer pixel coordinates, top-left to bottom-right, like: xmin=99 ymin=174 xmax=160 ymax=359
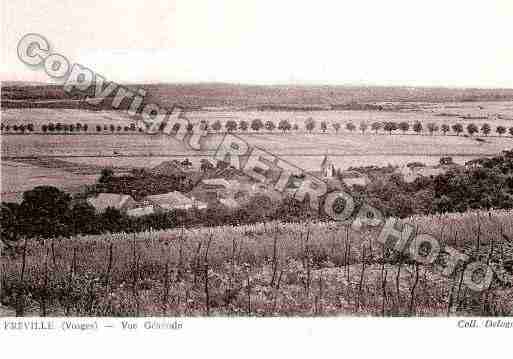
xmin=320 ymin=154 xmax=335 ymax=178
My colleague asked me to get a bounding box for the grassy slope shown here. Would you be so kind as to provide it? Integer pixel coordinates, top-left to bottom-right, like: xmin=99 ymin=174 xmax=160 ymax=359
xmin=2 ymin=210 xmax=512 ymax=316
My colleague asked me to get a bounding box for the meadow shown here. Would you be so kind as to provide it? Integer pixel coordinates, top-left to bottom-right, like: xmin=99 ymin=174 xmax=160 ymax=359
xmin=0 ymin=161 xmax=99 ymax=203
xmin=3 ymin=130 xmax=512 ymax=169
xmin=2 ymin=210 xmax=512 ymax=317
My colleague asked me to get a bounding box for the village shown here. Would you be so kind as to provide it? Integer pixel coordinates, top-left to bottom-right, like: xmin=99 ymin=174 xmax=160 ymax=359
xmin=84 ymin=153 xmax=458 ymax=218
xmin=85 ymin=155 xmax=376 ymax=217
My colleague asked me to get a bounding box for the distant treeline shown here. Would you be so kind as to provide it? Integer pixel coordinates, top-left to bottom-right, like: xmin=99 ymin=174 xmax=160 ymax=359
xmin=3 ymin=83 xmax=513 ymax=110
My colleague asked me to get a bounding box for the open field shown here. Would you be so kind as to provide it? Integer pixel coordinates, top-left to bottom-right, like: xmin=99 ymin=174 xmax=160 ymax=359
xmin=2 ymin=106 xmax=513 ymax=201
xmin=0 ymin=161 xmax=99 ymax=203
xmin=2 ymin=210 xmax=512 ymax=316
xmin=3 ymin=83 xmax=513 ymax=109
xmin=2 ymin=109 xmax=137 ymax=128
xmin=3 ymin=131 xmax=512 ymax=168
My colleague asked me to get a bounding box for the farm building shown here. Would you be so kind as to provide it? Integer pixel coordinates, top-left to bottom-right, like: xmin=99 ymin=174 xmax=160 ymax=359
xmin=339 ymin=170 xmax=371 ymax=187
xmin=87 ymin=193 xmax=137 ymax=213
xmin=126 ymin=204 xmax=155 ymax=217
xmin=202 ymin=178 xmax=240 ymax=195
xmin=396 ymin=166 xmax=447 ymax=183
xmin=188 ymin=178 xmax=242 ymax=204
xmin=144 ymin=191 xmax=207 ymax=211
xmin=218 ymin=197 xmax=240 ymax=209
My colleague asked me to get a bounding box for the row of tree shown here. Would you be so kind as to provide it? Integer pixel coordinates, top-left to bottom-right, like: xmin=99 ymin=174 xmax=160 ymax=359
xmin=0 ymin=122 xmax=144 ymax=133
xmin=205 ymin=118 xmax=513 ymax=137
xmin=0 ymin=123 xmax=35 ymax=133
xmin=3 ymin=119 xmax=513 ymax=137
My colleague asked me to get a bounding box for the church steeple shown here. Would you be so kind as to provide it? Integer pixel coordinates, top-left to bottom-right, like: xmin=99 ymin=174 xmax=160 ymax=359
xmin=320 ymin=153 xmax=335 ymax=178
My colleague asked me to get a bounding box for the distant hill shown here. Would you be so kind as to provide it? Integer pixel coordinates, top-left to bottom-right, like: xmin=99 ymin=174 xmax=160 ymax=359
xmin=3 ymin=82 xmax=513 ymax=110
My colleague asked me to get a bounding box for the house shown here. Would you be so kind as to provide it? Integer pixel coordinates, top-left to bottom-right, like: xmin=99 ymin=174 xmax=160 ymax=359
xmin=219 ymin=197 xmax=240 ymax=209
xmin=126 ymin=206 xmax=155 ymax=217
xmin=339 ymin=170 xmax=371 ymax=187
xmin=87 ymin=193 xmax=136 ymax=214
xmin=396 ymin=166 xmax=446 ymax=183
xmin=188 ymin=178 xmax=242 ymax=205
xmin=126 ymin=200 xmax=156 ymax=217
xmin=144 ymin=191 xmax=207 ymax=211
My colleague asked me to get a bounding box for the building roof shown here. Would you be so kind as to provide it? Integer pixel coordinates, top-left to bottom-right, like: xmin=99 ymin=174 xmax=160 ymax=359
xmin=397 ymin=166 xmax=447 ymax=183
xmin=87 ymin=193 xmax=135 ymax=212
xmin=202 ymin=178 xmax=231 ymax=187
xmin=126 ymin=206 xmax=155 ymax=217
xmin=201 ymin=178 xmax=240 ymax=189
xmin=145 ymin=191 xmax=193 ymax=206
xmin=145 ymin=191 xmax=206 ymax=210
xmin=219 ymin=197 xmax=240 ymax=208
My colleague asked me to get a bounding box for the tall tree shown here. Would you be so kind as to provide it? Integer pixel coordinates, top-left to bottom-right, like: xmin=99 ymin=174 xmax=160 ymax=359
xmin=305 ymin=118 xmax=316 ymax=133
xmin=251 ymin=119 xmax=264 ymax=131
xmin=19 ymin=186 xmax=72 ymax=238
xmin=427 ymin=122 xmax=439 ymax=135
xmin=371 ymin=122 xmax=382 ymax=134
xmin=412 ymin=121 xmax=423 ymax=134
xmin=481 ymin=123 xmax=491 ymax=136
xmin=452 ymin=123 xmax=463 ymax=136
xmin=496 ymin=126 xmax=506 ymax=136
xmin=239 ymin=120 xmax=249 ymax=131
xmin=398 ymin=121 xmax=409 ymax=134
xmin=265 ymin=120 xmax=276 ymax=131
xmin=278 ymin=119 xmax=291 ymax=132
xmin=383 ymin=121 xmax=398 ymax=134
xmin=466 ymin=123 xmax=478 ymax=136
xmin=346 ymin=122 xmax=356 ymax=132
xmin=225 ymin=120 xmax=238 ymax=132
xmin=212 ymin=120 xmax=222 ymax=132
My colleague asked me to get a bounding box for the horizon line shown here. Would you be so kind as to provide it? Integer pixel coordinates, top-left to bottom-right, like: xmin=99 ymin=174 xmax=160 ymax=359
xmin=2 ymin=79 xmax=513 ymax=91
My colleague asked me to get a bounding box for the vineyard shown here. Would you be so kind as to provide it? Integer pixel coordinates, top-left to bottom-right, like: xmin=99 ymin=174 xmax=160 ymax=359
xmin=2 ymin=210 xmax=513 ymax=317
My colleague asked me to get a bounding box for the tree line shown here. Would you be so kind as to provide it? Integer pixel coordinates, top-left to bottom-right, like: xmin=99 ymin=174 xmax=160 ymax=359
xmin=2 ymin=118 xmax=513 ymax=137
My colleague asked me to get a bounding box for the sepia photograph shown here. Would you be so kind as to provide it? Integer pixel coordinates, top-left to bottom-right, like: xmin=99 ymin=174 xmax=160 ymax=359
xmin=1 ymin=0 xmax=512 ymax=357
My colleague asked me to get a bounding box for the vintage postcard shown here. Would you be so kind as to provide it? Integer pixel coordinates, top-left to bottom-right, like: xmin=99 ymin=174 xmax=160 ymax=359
xmin=1 ymin=0 xmax=512 ymax=357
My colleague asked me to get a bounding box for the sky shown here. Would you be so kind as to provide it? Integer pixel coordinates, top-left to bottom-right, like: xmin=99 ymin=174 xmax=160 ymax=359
xmin=2 ymin=0 xmax=512 ymax=88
